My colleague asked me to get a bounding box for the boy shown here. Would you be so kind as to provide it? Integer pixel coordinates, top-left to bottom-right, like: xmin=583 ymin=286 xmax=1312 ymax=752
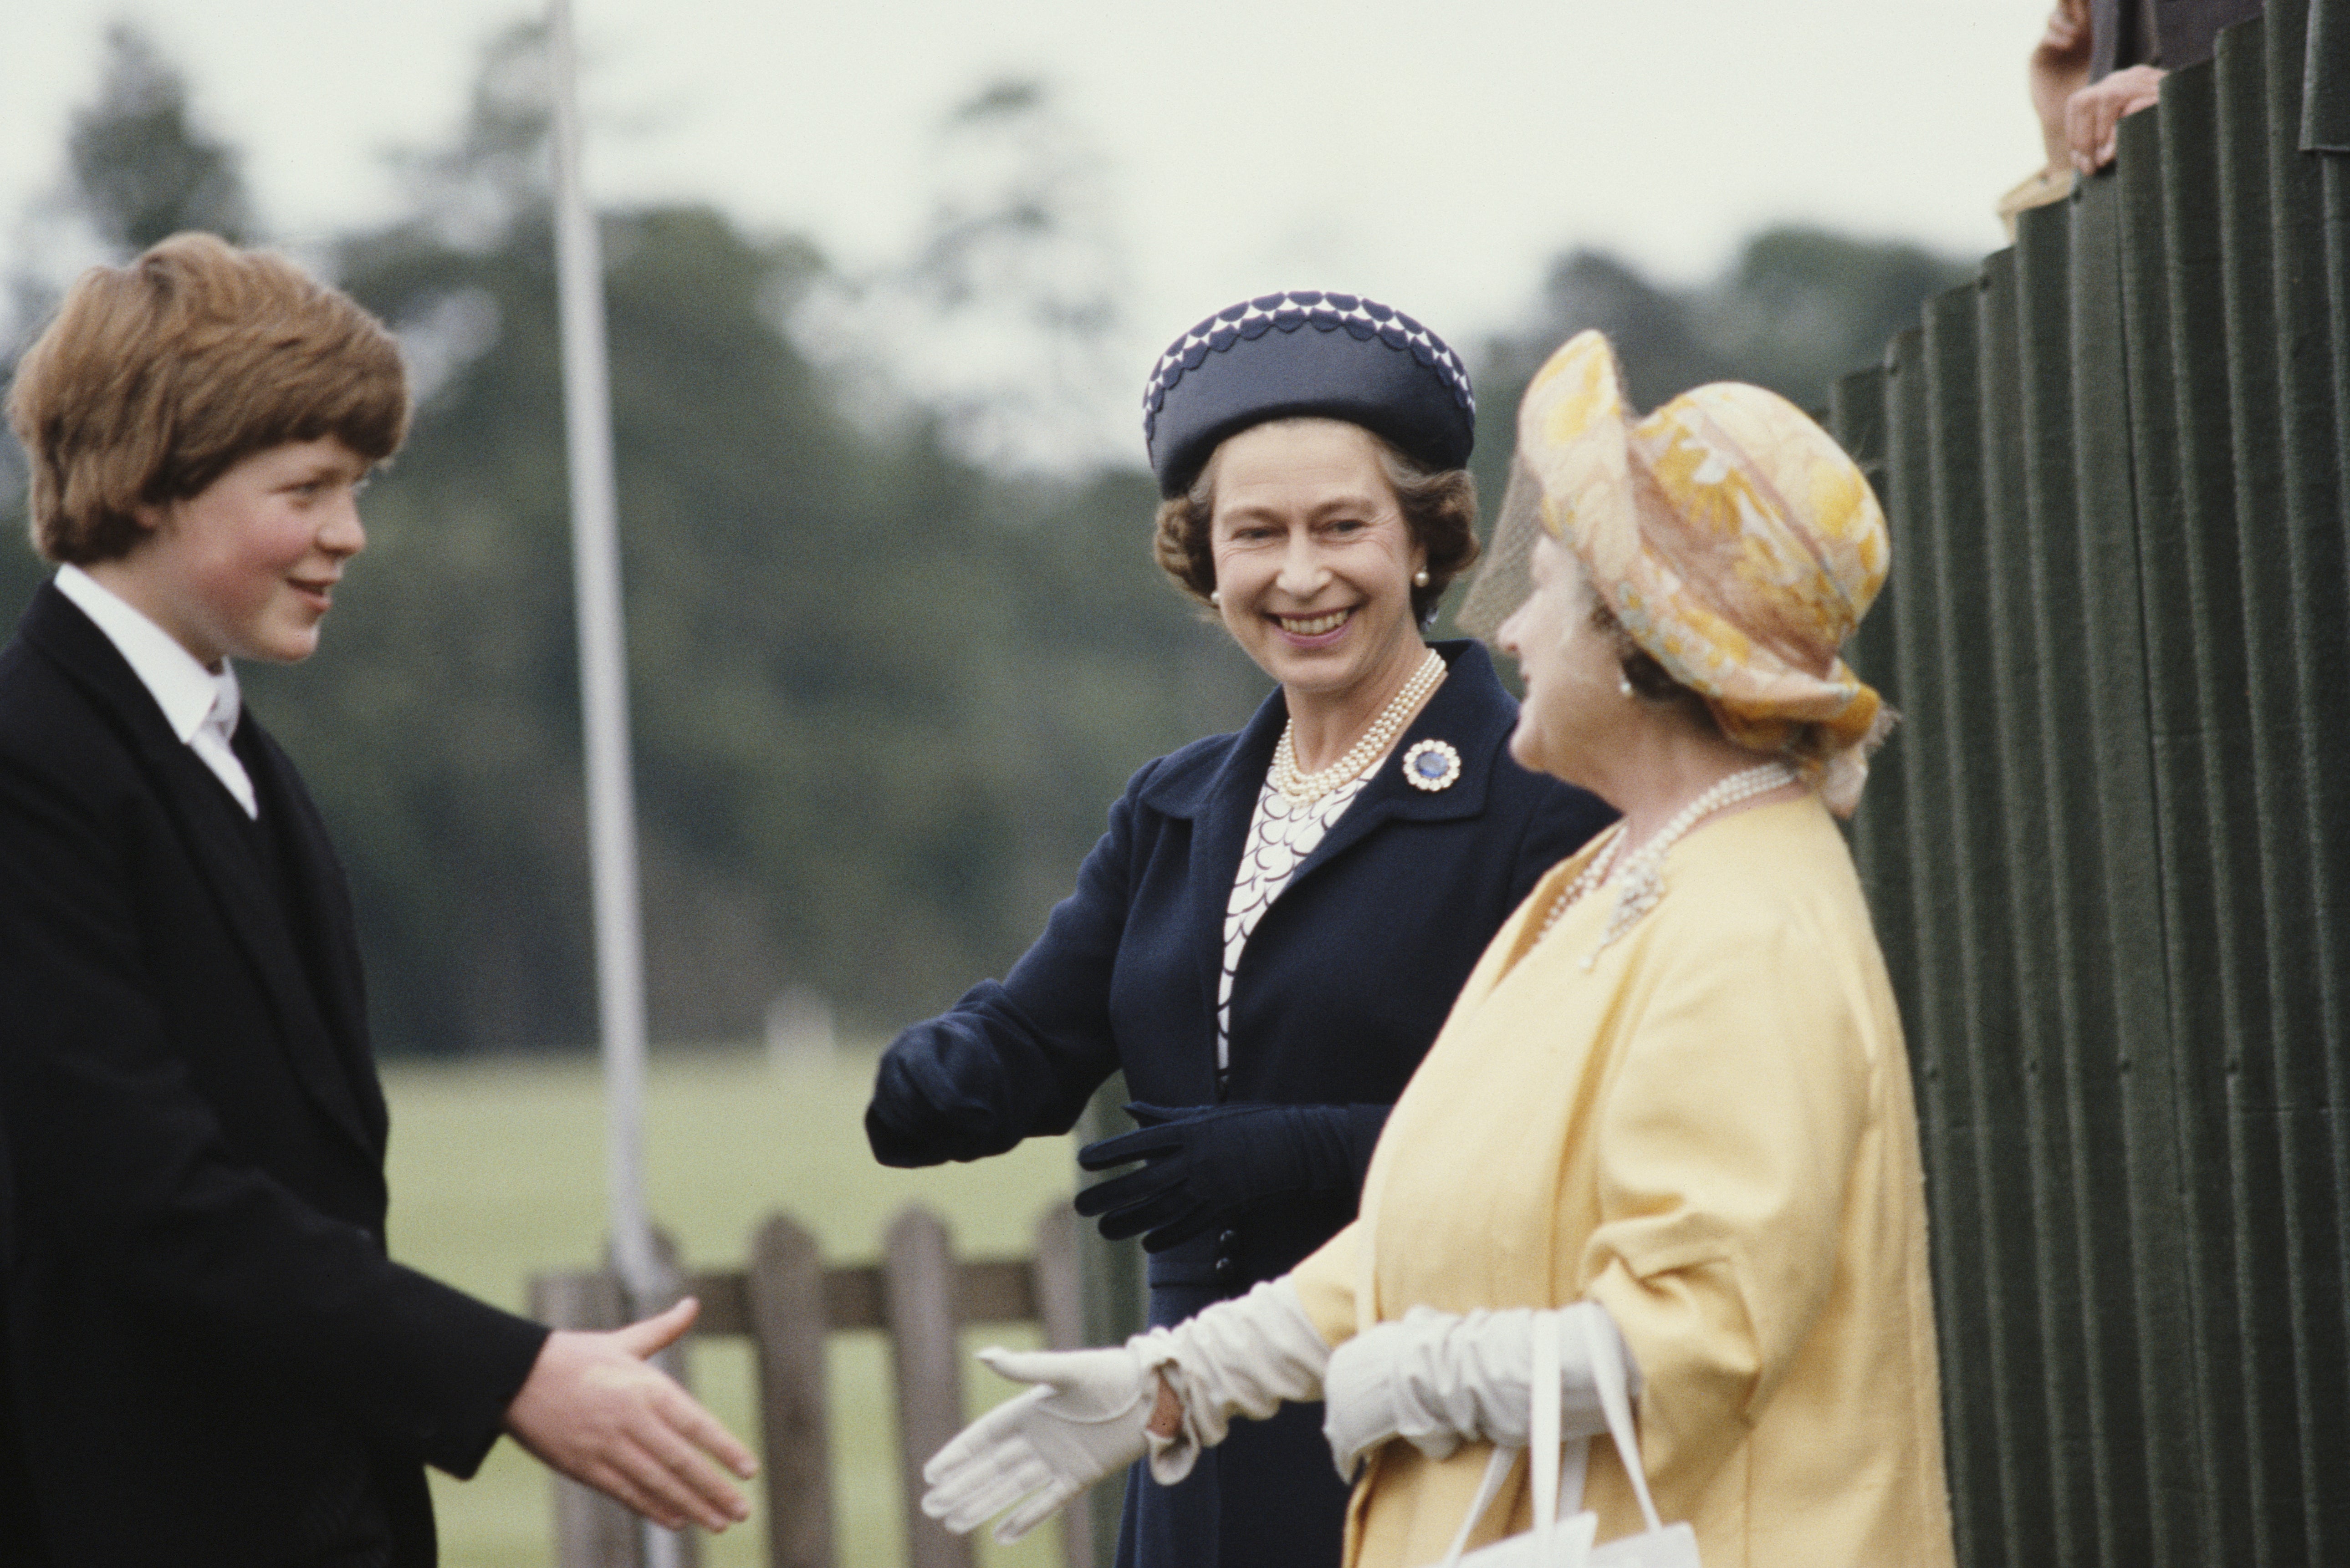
xmin=0 ymin=233 xmax=754 ymax=1566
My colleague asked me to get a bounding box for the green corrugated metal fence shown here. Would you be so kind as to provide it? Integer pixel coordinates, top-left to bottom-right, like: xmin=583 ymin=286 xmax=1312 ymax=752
xmin=1829 ymin=1 xmax=2350 ymax=1562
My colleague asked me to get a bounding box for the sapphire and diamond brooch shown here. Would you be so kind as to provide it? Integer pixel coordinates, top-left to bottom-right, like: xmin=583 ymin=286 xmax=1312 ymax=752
xmin=1400 ymin=739 xmax=1462 ymax=792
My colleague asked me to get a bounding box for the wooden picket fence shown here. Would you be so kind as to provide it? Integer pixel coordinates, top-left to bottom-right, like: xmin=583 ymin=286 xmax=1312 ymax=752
xmin=529 ymin=1203 xmax=1090 ymax=1568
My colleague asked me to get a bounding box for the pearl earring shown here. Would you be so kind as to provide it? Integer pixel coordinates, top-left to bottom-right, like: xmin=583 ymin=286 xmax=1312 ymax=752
xmin=1412 ymin=568 xmax=1430 ymax=587
xmin=1210 ymin=590 xmax=1222 ymax=606
xmin=1618 ymin=674 xmax=1635 ymax=698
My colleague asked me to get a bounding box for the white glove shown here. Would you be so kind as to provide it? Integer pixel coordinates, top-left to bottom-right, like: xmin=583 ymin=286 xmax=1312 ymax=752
xmin=920 ymin=1278 xmax=1331 ymax=1542
xmin=1133 ymin=1278 xmax=1330 ymax=1480
xmin=920 ymin=1344 xmax=1155 ymax=1543
xmin=1321 ymin=1301 xmax=1639 ymax=1479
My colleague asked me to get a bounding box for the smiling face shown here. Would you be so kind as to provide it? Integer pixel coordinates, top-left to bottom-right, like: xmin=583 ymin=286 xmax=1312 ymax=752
xmin=1495 ymin=534 xmax=1630 ymax=786
xmin=100 ymin=436 xmax=371 ymax=668
xmin=1207 ymin=419 xmax=1427 ymax=709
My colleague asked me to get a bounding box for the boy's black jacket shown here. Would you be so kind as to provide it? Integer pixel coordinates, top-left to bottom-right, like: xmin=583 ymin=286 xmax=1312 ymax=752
xmin=0 ymin=580 xmax=547 ymax=1567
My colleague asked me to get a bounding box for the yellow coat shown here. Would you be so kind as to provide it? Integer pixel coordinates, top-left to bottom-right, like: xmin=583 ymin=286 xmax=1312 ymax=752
xmin=1289 ymin=795 xmax=1954 ymax=1568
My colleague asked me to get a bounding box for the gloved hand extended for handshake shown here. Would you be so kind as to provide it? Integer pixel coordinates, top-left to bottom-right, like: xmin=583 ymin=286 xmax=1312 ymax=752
xmin=920 ymin=1279 xmax=1329 ymax=1543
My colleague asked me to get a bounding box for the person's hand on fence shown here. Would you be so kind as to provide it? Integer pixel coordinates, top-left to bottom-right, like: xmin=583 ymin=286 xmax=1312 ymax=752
xmin=2066 ymin=65 xmax=2167 ymax=172
xmin=503 ymin=1297 xmax=758 ymax=1533
xmin=2030 ymin=0 xmax=2096 ymax=173
xmin=922 ymin=1344 xmax=1157 ymax=1543
xmin=1075 ymin=1101 xmax=1360 ymax=1250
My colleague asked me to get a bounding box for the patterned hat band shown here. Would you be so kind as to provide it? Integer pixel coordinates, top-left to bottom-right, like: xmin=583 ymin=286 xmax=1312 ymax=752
xmin=1617 ymin=450 xmax=1856 ymax=681
xmin=1141 ymin=290 xmax=1475 ymax=496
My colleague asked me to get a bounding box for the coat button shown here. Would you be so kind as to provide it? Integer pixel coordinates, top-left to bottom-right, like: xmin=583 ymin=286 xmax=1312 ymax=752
xmin=1218 ymin=1229 xmax=1238 ymax=1248
xmin=1213 ymin=1255 xmax=1236 ymax=1282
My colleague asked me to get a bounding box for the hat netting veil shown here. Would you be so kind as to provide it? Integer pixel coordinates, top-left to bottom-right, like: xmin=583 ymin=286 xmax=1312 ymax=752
xmin=1456 ymin=331 xmax=1894 ymax=815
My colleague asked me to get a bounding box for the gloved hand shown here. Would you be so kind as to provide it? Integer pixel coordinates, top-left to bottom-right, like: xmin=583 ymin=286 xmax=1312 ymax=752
xmin=1074 ymin=1101 xmax=1367 ymax=1250
xmin=1321 ymin=1301 xmax=1637 ymax=1480
xmin=920 ymin=1344 xmax=1155 ymax=1543
xmin=1140 ymin=1278 xmax=1330 ymax=1473
xmin=922 ymin=1279 xmax=1331 ymax=1541
xmin=865 ymin=992 xmax=1043 ymax=1168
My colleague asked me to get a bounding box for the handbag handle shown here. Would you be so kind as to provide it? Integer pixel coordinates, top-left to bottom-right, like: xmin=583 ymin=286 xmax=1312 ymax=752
xmin=1530 ymin=1310 xmax=1562 ymax=1548
xmin=1435 ymin=1313 xmax=1573 ymax=1568
xmin=1436 ymin=1442 xmax=1523 ymax=1566
xmin=1582 ymin=1307 xmax=1664 ymax=1536
xmin=1431 ymin=1304 xmax=1658 ymax=1566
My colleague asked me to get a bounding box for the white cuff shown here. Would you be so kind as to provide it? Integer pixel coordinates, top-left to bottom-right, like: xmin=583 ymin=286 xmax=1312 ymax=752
xmin=1129 ymin=1278 xmax=1330 ymax=1483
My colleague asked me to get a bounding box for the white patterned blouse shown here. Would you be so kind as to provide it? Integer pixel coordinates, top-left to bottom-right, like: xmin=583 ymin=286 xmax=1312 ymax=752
xmin=1215 ymin=772 xmax=1372 ymax=1082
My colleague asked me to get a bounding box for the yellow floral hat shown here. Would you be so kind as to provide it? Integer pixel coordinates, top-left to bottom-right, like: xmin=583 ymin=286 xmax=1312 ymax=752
xmin=1478 ymin=330 xmax=1893 ymax=815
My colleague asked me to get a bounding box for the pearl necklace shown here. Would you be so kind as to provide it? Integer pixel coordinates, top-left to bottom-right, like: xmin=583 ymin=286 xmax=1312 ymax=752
xmin=1269 ymin=647 xmax=1446 ymax=802
xmin=1543 ymin=760 xmax=1798 ymax=968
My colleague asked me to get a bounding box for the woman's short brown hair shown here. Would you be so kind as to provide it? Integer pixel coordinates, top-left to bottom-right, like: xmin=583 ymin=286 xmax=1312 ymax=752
xmin=5 ymin=232 xmax=409 ymax=565
xmin=1151 ymin=417 xmax=1479 ymax=624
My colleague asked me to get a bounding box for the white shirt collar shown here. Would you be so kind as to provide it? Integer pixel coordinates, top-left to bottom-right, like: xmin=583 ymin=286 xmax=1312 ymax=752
xmin=53 ymin=563 xmax=236 ymax=746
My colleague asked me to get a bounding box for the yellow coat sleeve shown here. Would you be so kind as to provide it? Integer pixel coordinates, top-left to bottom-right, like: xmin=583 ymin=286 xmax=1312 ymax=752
xmin=1581 ymin=902 xmax=1875 ymax=1506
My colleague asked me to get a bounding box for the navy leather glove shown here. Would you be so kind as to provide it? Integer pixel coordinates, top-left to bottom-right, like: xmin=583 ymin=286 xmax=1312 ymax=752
xmin=1074 ymin=1101 xmax=1375 ymax=1251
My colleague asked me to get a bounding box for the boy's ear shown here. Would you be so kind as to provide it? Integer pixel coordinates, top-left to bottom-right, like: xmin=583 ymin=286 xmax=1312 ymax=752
xmin=127 ymin=499 xmax=173 ymax=536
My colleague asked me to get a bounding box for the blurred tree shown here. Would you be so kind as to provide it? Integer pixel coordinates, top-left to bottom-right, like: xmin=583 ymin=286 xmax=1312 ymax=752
xmin=0 ymin=23 xmax=1976 ymax=1054
xmin=1464 ymin=226 xmax=1972 ymax=520
xmin=798 ymin=76 xmax=1131 ymax=474
xmin=242 ymin=26 xmax=1256 ymax=1052
xmin=69 ymin=23 xmax=254 ymax=252
xmin=1705 ymin=227 xmax=1971 ymax=410
xmin=0 ymin=22 xmax=260 ymax=637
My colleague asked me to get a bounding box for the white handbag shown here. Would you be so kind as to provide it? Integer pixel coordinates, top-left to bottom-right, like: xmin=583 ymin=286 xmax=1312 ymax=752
xmin=1426 ymin=1310 xmax=1701 ymax=1568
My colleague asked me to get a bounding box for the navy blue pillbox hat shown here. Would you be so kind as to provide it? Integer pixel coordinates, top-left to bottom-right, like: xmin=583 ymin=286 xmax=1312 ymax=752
xmin=1142 ymin=290 xmax=1476 ymax=497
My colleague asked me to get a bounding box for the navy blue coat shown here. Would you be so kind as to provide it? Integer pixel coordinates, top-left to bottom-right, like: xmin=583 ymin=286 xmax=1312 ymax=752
xmin=869 ymin=639 xmax=1610 ymax=1568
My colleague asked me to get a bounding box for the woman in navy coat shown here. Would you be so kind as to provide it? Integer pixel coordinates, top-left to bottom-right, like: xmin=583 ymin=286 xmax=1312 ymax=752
xmin=866 ymin=292 xmax=1612 ymax=1568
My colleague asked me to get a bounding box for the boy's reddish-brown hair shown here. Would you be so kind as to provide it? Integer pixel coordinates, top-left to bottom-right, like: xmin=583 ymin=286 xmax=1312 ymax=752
xmin=5 ymin=232 xmax=409 ymax=564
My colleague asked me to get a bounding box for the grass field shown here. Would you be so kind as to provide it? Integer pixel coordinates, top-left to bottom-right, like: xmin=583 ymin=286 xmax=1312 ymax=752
xmin=380 ymin=1046 xmax=1080 ymax=1568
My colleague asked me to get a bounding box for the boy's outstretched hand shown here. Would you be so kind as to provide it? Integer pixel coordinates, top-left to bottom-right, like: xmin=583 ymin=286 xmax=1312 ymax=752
xmin=504 ymin=1297 xmax=759 ymax=1532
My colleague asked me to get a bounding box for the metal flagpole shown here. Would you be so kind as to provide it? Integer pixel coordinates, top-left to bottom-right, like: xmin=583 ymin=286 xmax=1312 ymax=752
xmin=546 ymin=4 xmax=681 ymax=1562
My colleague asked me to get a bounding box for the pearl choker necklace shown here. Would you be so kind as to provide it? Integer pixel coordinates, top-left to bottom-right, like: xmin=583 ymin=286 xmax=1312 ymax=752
xmin=1269 ymin=648 xmax=1446 ymax=802
xmin=1543 ymin=760 xmax=1798 ymax=968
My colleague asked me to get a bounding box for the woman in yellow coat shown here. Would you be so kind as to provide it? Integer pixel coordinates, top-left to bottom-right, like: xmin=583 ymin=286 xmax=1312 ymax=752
xmin=919 ymin=331 xmax=1957 ymax=1568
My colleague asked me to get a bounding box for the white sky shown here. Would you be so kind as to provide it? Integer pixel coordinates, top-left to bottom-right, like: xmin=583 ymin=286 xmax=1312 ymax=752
xmin=1 ymin=0 xmax=2054 ymax=398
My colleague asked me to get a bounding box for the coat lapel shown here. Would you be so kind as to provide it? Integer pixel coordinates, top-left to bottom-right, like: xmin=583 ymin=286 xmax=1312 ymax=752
xmin=236 ymin=721 xmax=388 ymax=1151
xmin=1133 ymin=640 xmax=1522 ymax=1063
xmin=1134 ymin=683 xmax=1287 ymax=1056
xmin=1277 ymin=641 xmax=1507 ymax=891
xmin=24 ymin=585 xmax=381 ymax=1166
